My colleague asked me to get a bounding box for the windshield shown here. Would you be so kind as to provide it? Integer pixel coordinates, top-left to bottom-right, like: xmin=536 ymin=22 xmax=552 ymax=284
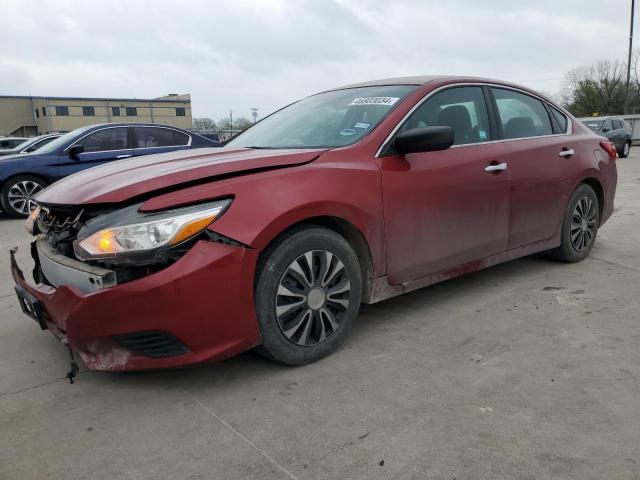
xmin=34 ymin=126 xmax=94 ymax=154
xmin=227 ymin=85 xmax=416 ymax=149
xmin=13 ymin=137 xmax=40 ymax=150
xmin=582 ymin=120 xmax=603 ymax=131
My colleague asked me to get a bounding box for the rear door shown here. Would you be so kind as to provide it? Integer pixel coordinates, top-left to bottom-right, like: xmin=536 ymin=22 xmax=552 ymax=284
xmin=132 ymin=126 xmax=191 ymax=157
xmin=57 ymin=126 xmax=133 ymax=178
xmin=489 ymin=87 xmax=573 ymax=249
xmin=379 ymin=86 xmax=511 ymax=284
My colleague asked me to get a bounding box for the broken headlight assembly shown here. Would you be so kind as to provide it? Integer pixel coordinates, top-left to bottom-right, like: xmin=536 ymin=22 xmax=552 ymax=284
xmin=74 ymin=199 xmax=232 ymax=265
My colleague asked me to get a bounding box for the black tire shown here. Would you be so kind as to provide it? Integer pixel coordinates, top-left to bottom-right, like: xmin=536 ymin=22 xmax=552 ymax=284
xmin=548 ymin=184 xmax=600 ymax=262
xmin=0 ymin=175 xmax=47 ymax=219
xmin=618 ymin=140 xmax=631 ymax=158
xmin=254 ymin=226 xmax=362 ymax=365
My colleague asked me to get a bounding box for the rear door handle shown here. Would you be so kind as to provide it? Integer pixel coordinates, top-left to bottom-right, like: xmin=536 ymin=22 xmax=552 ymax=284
xmin=558 ymin=149 xmax=575 ymax=157
xmin=116 ymin=154 xmax=132 ymax=159
xmin=484 ymin=162 xmax=508 ymax=173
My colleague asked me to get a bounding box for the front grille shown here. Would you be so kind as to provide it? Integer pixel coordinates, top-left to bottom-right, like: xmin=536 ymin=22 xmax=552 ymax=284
xmin=113 ymin=331 xmax=190 ymax=358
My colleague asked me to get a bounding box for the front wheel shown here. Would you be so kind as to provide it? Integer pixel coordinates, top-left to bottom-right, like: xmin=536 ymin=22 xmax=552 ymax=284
xmin=254 ymin=227 xmax=362 ymax=365
xmin=1 ymin=175 xmax=47 ymax=218
xmin=548 ymin=184 xmax=600 ymax=262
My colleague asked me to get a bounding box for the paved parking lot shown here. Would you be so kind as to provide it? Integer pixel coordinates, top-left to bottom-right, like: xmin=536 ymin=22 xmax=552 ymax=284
xmin=1 ymin=153 xmax=639 ymax=480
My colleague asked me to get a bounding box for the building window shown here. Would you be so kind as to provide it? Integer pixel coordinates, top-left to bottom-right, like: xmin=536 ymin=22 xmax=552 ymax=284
xmin=35 ymin=109 xmax=40 ymax=118
xmin=55 ymin=106 xmax=69 ymax=116
xmin=42 ymin=107 xmax=46 ymax=116
xmin=126 ymin=107 xmax=137 ymax=116
xmin=82 ymin=106 xmax=96 ymax=116
xmin=112 ymin=106 xmax=121 ymax=116
xmin=175 ymin=107 xmax=186 ymax=116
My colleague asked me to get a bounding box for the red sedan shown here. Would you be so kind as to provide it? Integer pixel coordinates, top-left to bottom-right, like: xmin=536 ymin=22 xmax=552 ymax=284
xmin=11 ymin=76 xmax=617 ymax=372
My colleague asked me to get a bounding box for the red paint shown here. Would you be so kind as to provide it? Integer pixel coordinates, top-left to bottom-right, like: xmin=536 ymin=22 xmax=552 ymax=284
xmin=15 ymin=76 xmax=617 ymax=371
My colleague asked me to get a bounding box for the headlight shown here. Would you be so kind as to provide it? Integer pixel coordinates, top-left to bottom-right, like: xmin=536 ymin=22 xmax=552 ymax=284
xmin=74 ymin=199 xmax=231 ymax=261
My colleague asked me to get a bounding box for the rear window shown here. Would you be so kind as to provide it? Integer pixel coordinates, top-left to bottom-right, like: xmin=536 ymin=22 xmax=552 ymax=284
xmin=582 ymin=120 xmax=603 ymax=131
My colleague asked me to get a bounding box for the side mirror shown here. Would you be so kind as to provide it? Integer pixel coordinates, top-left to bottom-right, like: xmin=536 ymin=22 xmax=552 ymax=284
xmin=68 ymin=144 xmax=84 ymax=159
xmin=602 ymin=127 xmax=610 ymax=133
xmin=395 ymin=126 xmax=455 ymax=155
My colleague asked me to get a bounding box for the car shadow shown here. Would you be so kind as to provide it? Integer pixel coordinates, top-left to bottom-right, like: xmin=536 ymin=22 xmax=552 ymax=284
xmin=95 ymin=254 xmax=557 ymax=390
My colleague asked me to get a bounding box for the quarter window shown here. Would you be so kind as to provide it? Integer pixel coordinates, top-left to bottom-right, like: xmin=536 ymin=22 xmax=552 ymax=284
xmin=398 ymin=86 xmax=491 ymax=146
xmin=82 ymin=106 xmax=95 ymax=116
xmin=492 ymin=88 xmax=552 ymax=139
xmin=78 ymin=128 xmax=129 ymax=152
xmin=126 ymin=107 xmax=137 ymax=116
xmin=134 ymin=127 xmax=189 ymax=148
xmin=550 ymin=106 xmax=568 ymax=133
xmin=55 ymin=106 xmax=69 ymax=116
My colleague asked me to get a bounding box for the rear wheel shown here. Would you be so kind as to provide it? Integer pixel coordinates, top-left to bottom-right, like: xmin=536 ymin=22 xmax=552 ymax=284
xmin=254 ymin=227 xmax=362 ymax=365
xmin=1 ymin=175 xmax=47 ymax=218
xmin=548 ymin=184 xmax=600 ymax=262
xmin=619 ymin=140 xmax=631 ymax=158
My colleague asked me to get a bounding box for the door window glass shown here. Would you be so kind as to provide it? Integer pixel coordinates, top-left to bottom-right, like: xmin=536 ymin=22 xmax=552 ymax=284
xmin=492 ymin=88 xmax=552 ymax=139
xmin=135 ymin=127 xmax=187 ymax=147
xmin=398 ymin=86 xmax=491 ymax=146
xmin=79 ymin=128 xmax=129 ymax=152
xmin=550 ymin=106 xmax=568 ymax=133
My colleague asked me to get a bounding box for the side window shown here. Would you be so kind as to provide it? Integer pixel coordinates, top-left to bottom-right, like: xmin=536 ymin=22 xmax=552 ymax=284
xmin=603 ymin=119 xmax=613 ymax=132
xmin=399 ymin=86 xmax=490 ymax=146
xmin=550 ymin=106 xmax=568 ymax=133
xmin=79 ymin=128 xmax=129 ymax=152
xmin=135 ymin=127 xmax=186 ymax=148
xmin=492 ymin=88 xmax=552 ymax=139
xmin=613 ymin=119 xmax=626 ymax=130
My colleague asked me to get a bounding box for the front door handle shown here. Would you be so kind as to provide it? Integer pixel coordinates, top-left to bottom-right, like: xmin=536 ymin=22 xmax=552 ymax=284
xmin=558 ymin=149 xmax=575 ymax=157
xmin=116 ymin=154 xmax=132 ymax=159
xmin=484 ymin=162 xmax=508 ymax=173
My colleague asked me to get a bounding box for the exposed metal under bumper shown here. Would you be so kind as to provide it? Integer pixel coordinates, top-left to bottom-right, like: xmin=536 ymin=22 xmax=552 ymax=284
xmin=36 ymin=235 xmax=117 ymax=294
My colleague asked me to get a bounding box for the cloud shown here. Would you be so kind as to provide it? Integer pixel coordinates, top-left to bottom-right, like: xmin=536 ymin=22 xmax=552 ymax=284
xmin=0 ymin=0 xmax=633 ymax=120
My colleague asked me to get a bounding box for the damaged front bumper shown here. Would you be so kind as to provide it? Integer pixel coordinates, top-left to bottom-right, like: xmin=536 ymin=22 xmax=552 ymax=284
xmin=10 ymin=237 xmax=261 ymax=371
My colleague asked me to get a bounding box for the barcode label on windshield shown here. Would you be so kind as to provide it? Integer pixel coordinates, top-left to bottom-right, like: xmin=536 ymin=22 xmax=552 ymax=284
xmin=349 ymin=97 xmax=400 ymax=106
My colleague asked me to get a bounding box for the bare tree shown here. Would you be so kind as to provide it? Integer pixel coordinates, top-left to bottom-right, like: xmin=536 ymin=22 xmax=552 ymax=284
xmin=233 ymin=117 xmax=254 ymax=131
xmin=561 ymin=59 xmax=627 ymax=116
xmin=192 ymin=117 xmax=216 ymax=130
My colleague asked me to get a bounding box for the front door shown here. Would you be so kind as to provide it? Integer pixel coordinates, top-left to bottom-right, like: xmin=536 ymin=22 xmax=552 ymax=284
xmin=378 ymin=86 xmax=511 ymax=285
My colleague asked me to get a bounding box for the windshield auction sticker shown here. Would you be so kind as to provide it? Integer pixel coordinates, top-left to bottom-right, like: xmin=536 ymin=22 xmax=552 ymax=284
xmin=349 ymin=97 xmax=400 ymax=106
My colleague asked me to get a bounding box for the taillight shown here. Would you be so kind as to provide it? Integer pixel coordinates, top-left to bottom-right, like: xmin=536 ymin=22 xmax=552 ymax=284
xmin=600 ymin=141 xmax=617 ymax=161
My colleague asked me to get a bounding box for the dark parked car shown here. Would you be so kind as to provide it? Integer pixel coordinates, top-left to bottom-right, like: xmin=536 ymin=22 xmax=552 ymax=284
xmin=0 ymin=134 xmax=61 ymax=157
xmin=0 ymin=123 xmax=217 ymax=217
xmin=580 ymin=116 xmax=632 ymax=158
xmin=0 ymin=137 xmax=28 ymax=149
xmin=11 ymin=76 xmax=617 ymax=373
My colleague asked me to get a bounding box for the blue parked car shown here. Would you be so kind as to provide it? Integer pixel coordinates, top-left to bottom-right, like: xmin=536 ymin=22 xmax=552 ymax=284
xmin=0 ymin=123 xmax=219 ymax=217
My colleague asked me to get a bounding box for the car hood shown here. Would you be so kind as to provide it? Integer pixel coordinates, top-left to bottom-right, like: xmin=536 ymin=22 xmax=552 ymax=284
xmin=36 ymin=147 xmax=326 ymax=206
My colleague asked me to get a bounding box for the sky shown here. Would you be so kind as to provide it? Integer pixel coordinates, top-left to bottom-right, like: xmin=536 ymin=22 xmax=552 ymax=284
xmin=0 ymin=0 xmax=636 ymax=121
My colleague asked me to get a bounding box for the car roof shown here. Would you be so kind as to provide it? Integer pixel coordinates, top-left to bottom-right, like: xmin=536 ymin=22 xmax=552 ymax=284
xmin=330 ymin=75 xmax=527 ymax=90
xmin=78 ymin=123 xmax=190 ymax=130
xmin=579 ymin=116 xmax=623 ymax=121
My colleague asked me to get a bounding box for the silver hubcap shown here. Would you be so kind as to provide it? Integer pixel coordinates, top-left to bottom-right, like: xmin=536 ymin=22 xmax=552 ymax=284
xmin=7 ymin=180 xmax=43 ymax=215
xmin=276 ymin=250 xmax=351 ymax=346
xmin=571 ymin=196 xmax=597 ymax=252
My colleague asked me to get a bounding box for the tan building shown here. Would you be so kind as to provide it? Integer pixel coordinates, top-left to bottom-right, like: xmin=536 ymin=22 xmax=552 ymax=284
xmin=0 ymin=94 xmax=192 ymax=137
